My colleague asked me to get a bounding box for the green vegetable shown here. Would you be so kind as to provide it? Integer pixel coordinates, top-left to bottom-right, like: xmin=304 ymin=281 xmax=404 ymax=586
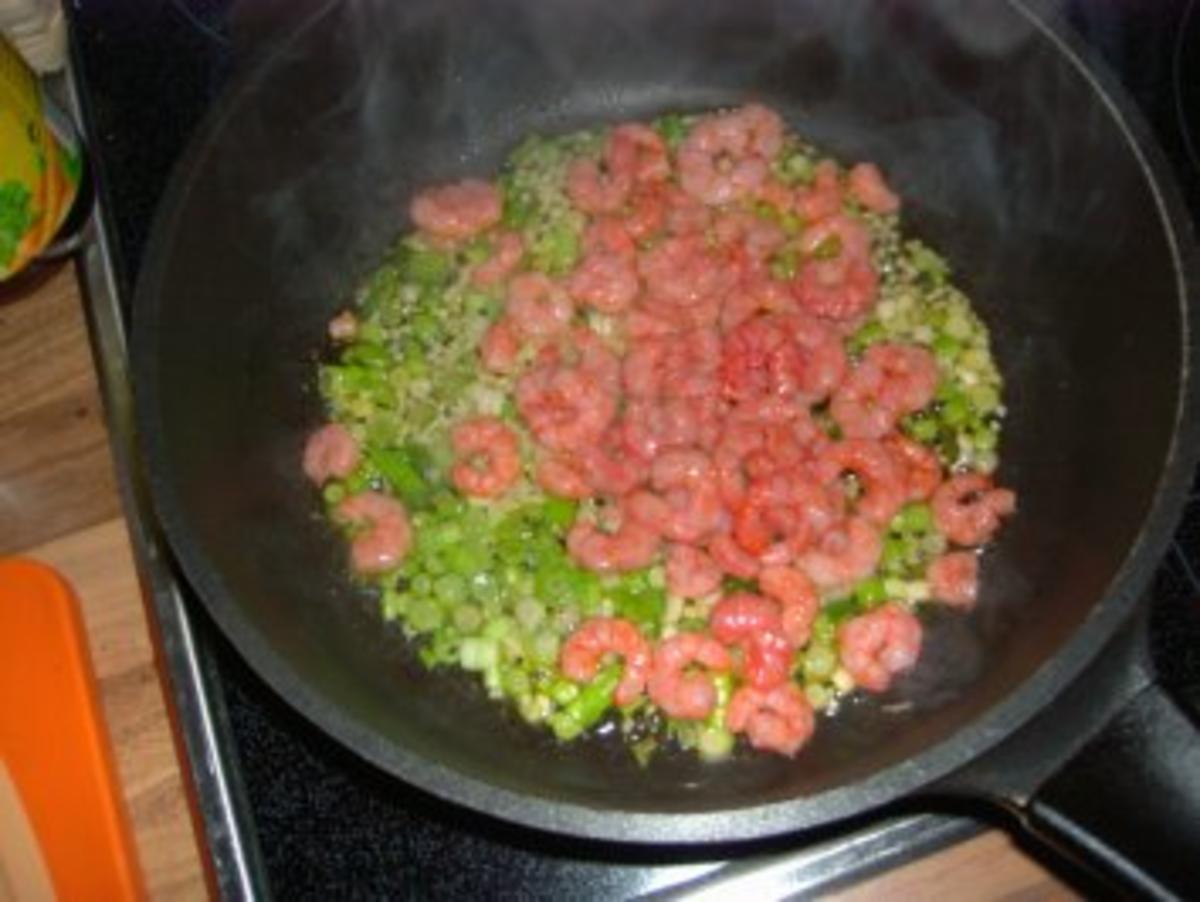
xmin=549 ymin=664 xmax=621 ymax=740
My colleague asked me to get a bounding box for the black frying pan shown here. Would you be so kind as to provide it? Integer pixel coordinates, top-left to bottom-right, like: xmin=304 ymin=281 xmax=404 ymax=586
xmin=131 ymin=0 xmax=1200 ymax=895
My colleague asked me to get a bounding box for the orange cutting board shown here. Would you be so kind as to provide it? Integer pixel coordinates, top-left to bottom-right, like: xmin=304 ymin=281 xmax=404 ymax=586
xmin=0 ymin=559 xmax=144 ymax=900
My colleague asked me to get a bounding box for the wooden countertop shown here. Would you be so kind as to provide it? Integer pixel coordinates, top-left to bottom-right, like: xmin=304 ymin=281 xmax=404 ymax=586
xmin=0 ymin=264 xmax=1076 ymax=899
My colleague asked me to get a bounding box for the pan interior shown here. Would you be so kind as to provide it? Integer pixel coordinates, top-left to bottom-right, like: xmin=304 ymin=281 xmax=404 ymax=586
xmin=136 ymin=0 xmax=1187 ymax=830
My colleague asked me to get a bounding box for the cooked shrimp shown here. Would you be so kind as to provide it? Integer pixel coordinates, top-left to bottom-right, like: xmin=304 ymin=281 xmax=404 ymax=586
xmin=610 ymin=122 xmax=671 ymax=184
xmin=638 ymin=235 xmax=733 ymax=308
xmin=582 ymin=216 xmax=637 ymax=258
xmin=303 ymin=423 xmax=361 ymax=486
xmin=726 ymin=683 xmax=815 ymax=757
xmin=566 ymin=248 xmax=639 ymax=315
xmin=471 ymin=231 xmax=524 ymax=287
xmin=884 ymin=434 xmax=942 ymax=501
xmin=506 ymin=273 xmax=574 ymax=340
xmin=932 ymin=473 xmax=1016 ymax=546
xmin=535 ymin=454 xmax=593 ymax=499
xmin=627 ymin=450 xmax=726 ymax=544
xmin=816 ymin=439 xmax=907 ymax=527
xmin=796 ymin=516 xmax=883 ymax=590
xmin=793 ymin=213 xmax=879 ymax=322
xmin=450 ymin=416 xmax=522 ymax=498
xmin=666 ymin=544 xmax=724 ymax=599
xmin=708 ymin=532 xmax=762 ymax=580
xmin=622 ymin=328 xmax=722 ymax=400
xmin=327 ymin=310 xmax=359 ymax=342
xmin=410 ymin=179 xmax=502 ymax=242
xmin=620 ymin=398 xmax=700 ymax=461
xmin=560 ymin=616 xmax=652 ymax=706
xmin=478 ymin=318 xmax=522 ymax=374
xmin=709 ymin=593 xmax=793 ymax=689
xmin=794 ymin=159 xmax=843 ymax=224
xmin=831 ymin=343 xmax=936 ymax=440
xmin=848 ymin=162 xmax=900 ymax=214
xmin=837 ymin=603 xmax=922 ymax=693
xmin=758 ymin=566 xmax=819 ymax=647
xmin=926 ymin=551 xmax=979 ymax=608
xmin=678 ymin=105 xmax=783 ymax=206
xmin=720 ymin=275 xmax=799 ymax=333
xmin=566 ymin=503 xmax=662 ymax=573
xmin=577 ymin=427 xmax=649 ymax=496
xmin=566 ymin=156 xmax=633 ymax=215
xmin=336 ymin=491 xmax=413 ymax=574
xmin=622 ymin=183 xmax=668 ymax=241
xmin=647 ymin=633 xmax=732 ymax=720
xmin=733 ymin=472 xmax=842 ymax=563
xmin=516 ymin=362 xmax=617 ymax=452
xmin=864 ymin=344 xmax=939 ymax=414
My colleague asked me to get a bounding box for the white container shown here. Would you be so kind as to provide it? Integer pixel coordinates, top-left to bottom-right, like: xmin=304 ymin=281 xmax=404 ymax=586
xmin=0 ymin=0 xmax=63 ymax=73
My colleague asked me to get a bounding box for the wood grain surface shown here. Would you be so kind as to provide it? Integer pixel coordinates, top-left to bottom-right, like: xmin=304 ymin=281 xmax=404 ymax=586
xmin=2 ymin=265 xmax=207 ymax=900
xmin=0 ymin=263 xmax=1078 ymax=899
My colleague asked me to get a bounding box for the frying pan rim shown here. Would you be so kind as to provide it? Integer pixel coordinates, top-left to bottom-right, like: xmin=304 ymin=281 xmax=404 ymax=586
xmin=130 ymin=0 xmax=1200 ymax=843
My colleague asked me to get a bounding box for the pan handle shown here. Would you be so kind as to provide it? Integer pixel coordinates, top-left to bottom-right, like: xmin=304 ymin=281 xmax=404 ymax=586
xmin=1019 ymin=680 xmax=1200 ymax=900
xmin=937 ymin=599 xmax=1200 ymax=899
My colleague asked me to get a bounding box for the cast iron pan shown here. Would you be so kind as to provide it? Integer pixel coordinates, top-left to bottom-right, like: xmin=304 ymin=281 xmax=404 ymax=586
xmin=131 ymin=0 xmax=1200 ymax=895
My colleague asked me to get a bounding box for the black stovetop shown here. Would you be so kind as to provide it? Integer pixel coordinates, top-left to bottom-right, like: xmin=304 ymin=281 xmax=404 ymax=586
xmin=66 ymin=0 xmax=1200 ymax=897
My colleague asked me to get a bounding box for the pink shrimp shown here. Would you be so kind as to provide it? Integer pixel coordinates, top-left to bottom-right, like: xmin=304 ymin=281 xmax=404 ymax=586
xmin=837 ymin=603 xmax=922 ymax=693
xmin=560 ymin=616 xmax=652 ymax=706
xmin=726 ymin=683 xmax=815 ymax=757
xmin=709 ymin=593 xmax=793 ymax=690
xmin=926 ymin=551 xmax=979 ymax=609
xmin=478 ymin=318 xmax=522 ymax=374
xmin=708 ymin=532 xmax=762 ymax=580
xmin=622 ymin=328 xmax=722 ymax=400
xmin=848 ymin=162 xmax=900 ymax=214
xmin=327 ymin=310 xmax=359 ymax=342
xmin=620 ymin=398 xmax=701 ymax=461
xmin=516 ymin=331 xmax=620 ymax=452
xmin=336 ymin=491 xmax=413 ymax=574
xmin=829 ymin=343 xmax=936 ymax=440
xmin=677 ymin=104 xmax=783 ymax=206
xmin=647 ymin=633 xmax=732 ymax=720
xmin=410 ymin=179 xmax=502 ymax=242
xmin=783 ymin=313 xmax=850 ymax=402
xmin=565 ymin=123 xmax=661 ymax=216
xmin=582 ymin=216 xmax=637 ymax=258
xmin=638 ymin=235 xmax=734 ymax=308
xmin=622 ymin=183 xmax=668 ymax=241
xmin=718 ymin=313 xmax=845 ymax=405
xmin=566 ymin=503 xmax=662 ymax=573
xmin=471 ymin=231 xmax=524 ymax=287
xmin=720 ymin=276 xmax=799 ymax=333
xmin=666 ymin=544 xmax=724 ymax=599
xmin=931 ymin=473 xmax=1016 ymax=546
xmin=506 ymin=273 xmax=574 ymax=340
xmin=732 ymin=472 xmax=843 ymax=564
xmin=566 ymin=248 xmax=639 ymax=315
xmin=883 ymin=433 xmax=942 ymax=501
xmin=758 ymin=566 xmax=819 ymax=648
xmin=796 ymin=516 xmax=883 ymax=591
xmin=663 ymin=184 xmax=713 ymax=236
xmin=566 ymin=157 xmax=632 ymax=215
xmin=794 ymin=159 xmax=843 ymax=223
xmin=627 ymin=450 xmax=726 ymax=544
xmin=576 ymin=427 xmax=649 ymax=496
xmin=610 ymin=122 xmax=671 ymax=184
xmin=792 ymin=212 xmax=879 ymax=322
xmin=816 ymin=439 xmax=907 ymax=526
xmin=302 ymin=423 xmax=360 ymax=486
xmin=450 ymin=416 xmax=522 ymax=498
xmin=535 ymin=454 xmax=593 ymax=499
xmin=713 ymin=210 xmax=786 ymax=264
xmin=865 ymin=344 xmax=939 ymax=414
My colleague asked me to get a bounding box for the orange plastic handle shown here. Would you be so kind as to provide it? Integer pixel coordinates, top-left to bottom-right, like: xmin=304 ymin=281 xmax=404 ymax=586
xmin=0 ymin=558 xmax=144 ymax=900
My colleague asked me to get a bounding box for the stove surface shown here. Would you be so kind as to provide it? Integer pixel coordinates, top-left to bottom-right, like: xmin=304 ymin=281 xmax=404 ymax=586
xmin=65 ymin=0 xmax=1200 ymax=897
